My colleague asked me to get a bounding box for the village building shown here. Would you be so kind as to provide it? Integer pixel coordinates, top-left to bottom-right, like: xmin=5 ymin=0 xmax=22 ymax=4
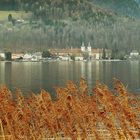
xmin=49 ymin=42 xmax=111 ymax=60
xmin=0 ymin=51 xmax=5 ymax=60
xmin=130 ymin=50 xmax=139 ymax=56
xmin=23 ymin=53 xmax=32 ymax=61
xmin=12 ymin=52 xmax=24 ymax=60
xmin=91 ymin=49 xmax=103 ymax=60
xmin=32 ymin=52 xmax=42 ymax=61
xmin=49 ymin=48 xmax=81 ymax=56
xmin=128 ymin=50 xmax=140 ymax=60
xmin=0 ymin=43 xmax=112 ymax=61
xmin=81 ymin=42 xmax=86 ymax=52
xmin=23 ymin=52 xmax=42 ymax=61
xmin=87 ymin=43 xmax=92 ymax=57
xmin=59 ymin=55 xmax=71 ymax=61
xmin=81 ymin=42 xmax=92 ymax=53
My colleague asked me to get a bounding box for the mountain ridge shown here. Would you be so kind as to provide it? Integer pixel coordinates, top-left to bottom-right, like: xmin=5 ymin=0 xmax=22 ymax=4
xmin=0 ymin=0 xmax=140 ymax=53
xmin=92 ymin=0 xmax=140 ymax=18
xmin=0 ymin=0 xmax=139 ymax=20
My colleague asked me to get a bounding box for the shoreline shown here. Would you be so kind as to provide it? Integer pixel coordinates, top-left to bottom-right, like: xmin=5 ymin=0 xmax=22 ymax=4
xmin=0 ymin=59 xmax=129 ymax=63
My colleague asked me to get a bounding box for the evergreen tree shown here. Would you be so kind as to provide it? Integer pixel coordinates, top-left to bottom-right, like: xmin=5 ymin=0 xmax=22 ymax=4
xmin=102 ymin=48 xmax=106 ymax=59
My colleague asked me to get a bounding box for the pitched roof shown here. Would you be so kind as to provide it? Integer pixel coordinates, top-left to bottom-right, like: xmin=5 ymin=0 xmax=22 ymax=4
xmin=131 ymin=50 xmax=139 ymax=53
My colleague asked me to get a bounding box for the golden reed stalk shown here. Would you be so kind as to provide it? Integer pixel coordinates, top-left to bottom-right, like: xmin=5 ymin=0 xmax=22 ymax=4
xmin=0 ymin=119 xmax=5 ymax=140
xmin=0 ymin=79 xmax=139 ymax=140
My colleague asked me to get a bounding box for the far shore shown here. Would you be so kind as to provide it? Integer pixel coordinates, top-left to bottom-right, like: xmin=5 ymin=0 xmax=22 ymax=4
xmin=0 ymin=59 xmax=130 ymax=63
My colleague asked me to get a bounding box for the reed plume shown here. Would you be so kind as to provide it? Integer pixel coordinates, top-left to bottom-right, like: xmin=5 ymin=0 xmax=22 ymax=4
xmin=0 ymin=79 xmax=139 ymax=140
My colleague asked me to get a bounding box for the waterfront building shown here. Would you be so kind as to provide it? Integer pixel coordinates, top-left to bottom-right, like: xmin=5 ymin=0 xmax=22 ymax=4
xmin=12 ymin=53 xmax=24 ymax=60
xmin=0 ymin=52 xmax=5 ymax=60
xmin=130 ymin=50 xmax=139 ymax=56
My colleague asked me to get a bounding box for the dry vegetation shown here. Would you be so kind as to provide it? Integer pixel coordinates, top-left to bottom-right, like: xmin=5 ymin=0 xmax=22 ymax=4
xmin=0 ymin=79 xmax=140 ymax=140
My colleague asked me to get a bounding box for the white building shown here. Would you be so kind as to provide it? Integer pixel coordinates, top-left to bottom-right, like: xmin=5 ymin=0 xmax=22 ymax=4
xmin=87 ymin=42 xmax=92 ymax=57
xmin=87 ymin=42 xmax=92 ymax=52
xmin=81 ymin=42 xmax=92 ymax=57
xmin=12 ymin=53 xmax=24 ymax=60
xmin=130 ymin=50 xmax=139 ymax=56
xmin=32 ymin=52 xmax=42 ymax=60
xmin=0 ymin=52 xmax=5 ymax=59
xmin=23 ymin=52 xmax=42 ymax=61
xmin=23 ymin=53 xmax=32 ymax=61
xmin=59 ymin=56 xmax=71 ymax=61
xmin=81 ymin=42 xmax=86 ymax=52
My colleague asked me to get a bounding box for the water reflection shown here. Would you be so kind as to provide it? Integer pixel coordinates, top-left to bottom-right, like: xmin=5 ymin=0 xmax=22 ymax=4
xmin=81 ymin=62 xmax=86 ymax=78
xmin=87 ymin=62 xmax=92 ymax=86
xmin=0 ymin=62 xmax=12 ymax=87
xmin=129 ymin=61 xmax=140 ymax=92
xmin=0 ymin=62 xmax=5 ymax=84
xmin=95 ymin=61 xmax=100 ymax=81
xmin=0 ymin=61 xmax=140 ymax=96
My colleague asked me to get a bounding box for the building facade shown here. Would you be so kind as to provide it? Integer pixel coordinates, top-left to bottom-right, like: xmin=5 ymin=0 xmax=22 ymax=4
xmin=49 ymin=42 xmax=111 ymax=60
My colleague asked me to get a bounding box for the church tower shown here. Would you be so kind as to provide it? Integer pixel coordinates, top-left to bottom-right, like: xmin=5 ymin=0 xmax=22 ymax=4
xmin=81 ymin=42 xmax=86 ymax=52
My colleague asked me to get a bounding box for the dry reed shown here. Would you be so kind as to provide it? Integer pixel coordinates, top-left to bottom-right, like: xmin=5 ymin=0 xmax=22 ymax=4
xmin=0 ymin=78 xmax=139 ymax=140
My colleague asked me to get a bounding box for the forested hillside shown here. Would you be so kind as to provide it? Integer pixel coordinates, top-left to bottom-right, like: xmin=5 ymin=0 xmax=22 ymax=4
xmin=92 ymin=0 xmax=140 ymax=18
xmin=0 ymin=0 xmax=117 ymax=23
xmin=0 ymin=0 xmax=18 ymax=10
xmin=0 ymin=0 xmax=140 ymax=18
xmin=0 ymin=0 xmax=140 ymax=58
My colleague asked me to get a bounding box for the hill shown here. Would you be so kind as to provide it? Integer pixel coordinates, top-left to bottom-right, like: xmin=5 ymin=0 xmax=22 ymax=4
xmin=0 ymin=0 xmax=139 ymax=19
xmin=0 ymin=0 xmax=140 ymax=59
xmin=0 ymin=0 xmax=119 ymax=23
xmin=92 ymin=0 xmax=140 ymax=18
xmin=22 ymin=0 xmax=119 ymax=25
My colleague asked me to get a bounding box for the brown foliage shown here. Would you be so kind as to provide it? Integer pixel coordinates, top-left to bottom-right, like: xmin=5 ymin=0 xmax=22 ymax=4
xmin=0 ymin=79 xmax=139 ymax=140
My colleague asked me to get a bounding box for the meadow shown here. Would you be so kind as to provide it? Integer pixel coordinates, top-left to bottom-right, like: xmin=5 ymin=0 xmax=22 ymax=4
xmin=0 ymin=11 xmax=31 ymax=21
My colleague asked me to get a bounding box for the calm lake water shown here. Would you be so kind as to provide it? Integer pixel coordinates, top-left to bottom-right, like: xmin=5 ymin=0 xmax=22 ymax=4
xmin=0 ymin=60 xmax=140 ymax=97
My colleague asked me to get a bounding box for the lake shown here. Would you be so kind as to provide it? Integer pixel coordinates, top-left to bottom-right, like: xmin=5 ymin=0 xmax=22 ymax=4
xmin=0 ymin=60 xmax=140 ymax=97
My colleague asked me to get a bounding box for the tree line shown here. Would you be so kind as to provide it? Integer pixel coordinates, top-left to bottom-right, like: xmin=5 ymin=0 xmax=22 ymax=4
xmin=0 ymin=18 xmax=140 ymax=59
xmin=0 ymin=0 xmax=116 ymax=24
xmin=0 ymin=0 xmax=140 ymax=60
